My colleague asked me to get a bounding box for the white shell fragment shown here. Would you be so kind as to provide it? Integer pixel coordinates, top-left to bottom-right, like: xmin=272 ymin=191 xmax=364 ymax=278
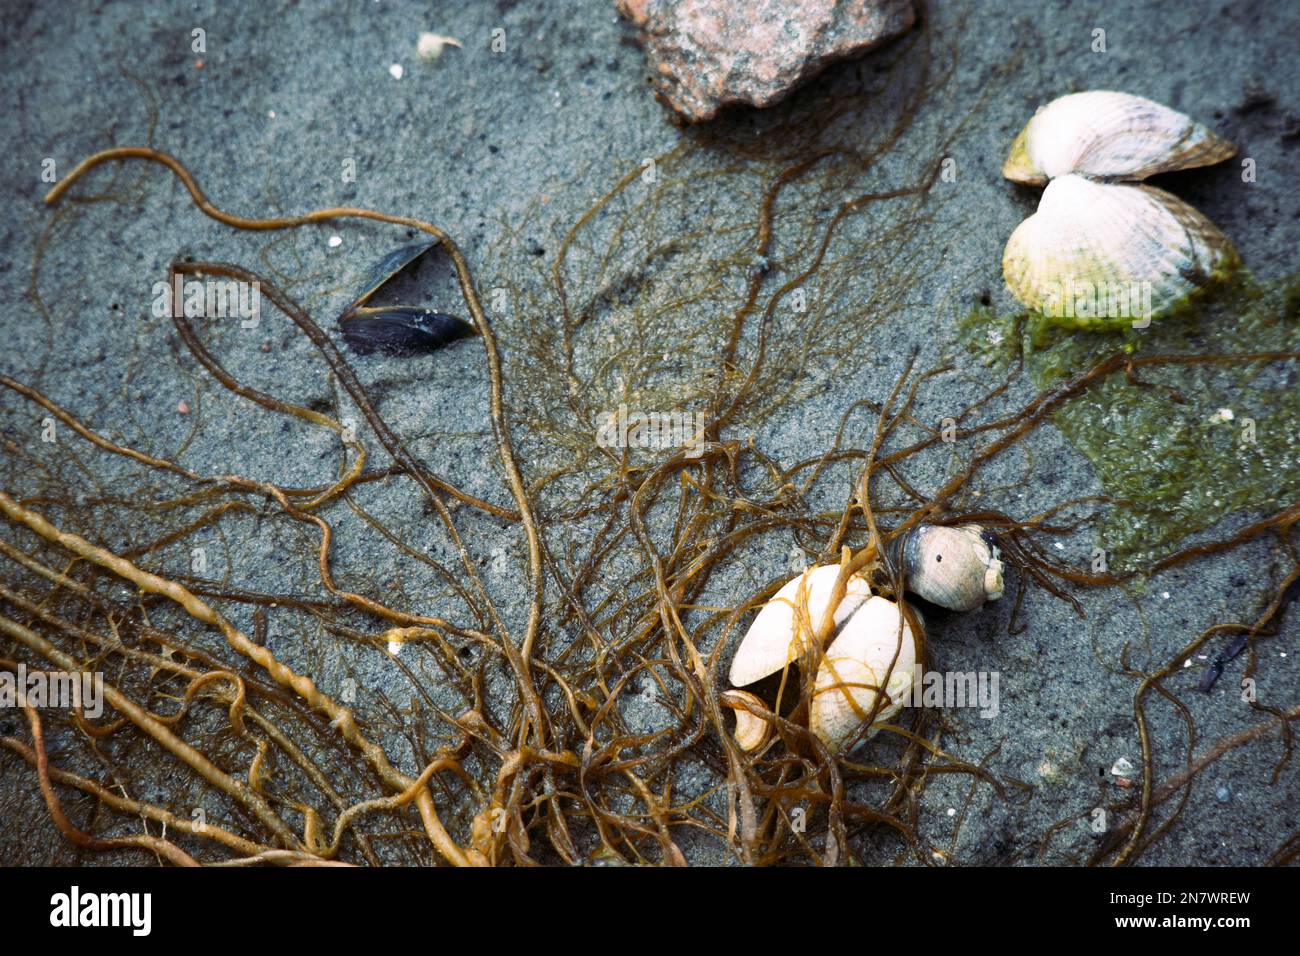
xmin=417 ymin=32 xmax=463 ymax=60
xmin=898 ymin=524 xmax=1004 ymax=612
xmin=1002 ymin=91 xmax=1236 ymax=186
xmin=810 ymin=596 xmax=917 ymax=750
xmin=1002 ymin=174 xmax=1233 ymax=326
xmin=721 ymin=689 xmax=773 ymax=752
xmin=728 ymin=564 xmax=871 ymax=686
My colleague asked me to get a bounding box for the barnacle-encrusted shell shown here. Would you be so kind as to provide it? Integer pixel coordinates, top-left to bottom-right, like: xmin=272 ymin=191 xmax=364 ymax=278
xmin=897 ymin=524 xmax=1004 ymax=612
xmin=809 ymin=596 xmax=916 ymax=750
xmin=728 ymin=564 xmax=871 ymax=687
xmin=721 ymin=689 xmax=773 ymax=752
xmin=1002 ymin=174 xmax=1233 ymax=326
xmin=1002 ymin=91 xmax=1235 ymax=186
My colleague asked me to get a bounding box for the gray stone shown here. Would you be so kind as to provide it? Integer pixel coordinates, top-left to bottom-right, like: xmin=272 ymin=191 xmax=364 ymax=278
xmin=617 ymin=0 xmax=916 ymax=122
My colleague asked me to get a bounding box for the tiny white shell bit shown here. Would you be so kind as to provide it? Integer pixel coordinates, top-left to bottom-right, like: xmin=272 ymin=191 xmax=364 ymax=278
xmin=898 ymin=524 xmax=1004 ymax=612
xmin=728 ymin=564 xmax=871 ymax=687
xmin=1002 ymin=174 xmax=1233 ymax=326
xmin=1002 ymin=90 xmax=1235 ymax=186
xmin=810 ymin=596 xmax=917 ymax=750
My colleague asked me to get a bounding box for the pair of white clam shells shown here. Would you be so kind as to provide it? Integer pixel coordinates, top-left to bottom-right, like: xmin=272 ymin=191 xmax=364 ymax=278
xmin=726 ymin=526 xmax=1003 ymax=752
xmin=1001 ymin=91 xmax=1237 ymax=325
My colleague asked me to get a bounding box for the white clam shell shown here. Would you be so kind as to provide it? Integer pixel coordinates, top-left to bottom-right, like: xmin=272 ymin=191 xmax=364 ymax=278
xmin=1002 ymin=91 xmax=1235 ymax=185
xmin=1002 ymin=174 xmax=1233 ymax=325
xmin=900 ymin=524 xmax=1004 ymax=612
xmin=728 ymin=564 xmax=871 ymax=687
xmin=809 ymin=596 xmax=917 ymax=751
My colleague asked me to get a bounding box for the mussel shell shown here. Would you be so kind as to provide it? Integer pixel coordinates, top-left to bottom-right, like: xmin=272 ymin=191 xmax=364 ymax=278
xmin=1002 ymin=174 xmax=1234 ymax=326
xmin=339 ymin=307 xmax=476 ymax=356
xmin=345 ymin=238 xmax=442 ymax=312
xmin=1002 ymin=91 xmax=1235 ymax=185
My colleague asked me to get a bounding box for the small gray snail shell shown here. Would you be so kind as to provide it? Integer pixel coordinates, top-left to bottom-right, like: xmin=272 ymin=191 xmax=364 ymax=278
xmin=891 ymin=524 xmax=1004 ymax=612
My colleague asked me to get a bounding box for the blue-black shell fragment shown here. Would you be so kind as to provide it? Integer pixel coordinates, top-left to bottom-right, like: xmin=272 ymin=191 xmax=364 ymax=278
xmin=346 ymin=238 xmax=441 ymax=312
xmin=339 ymin=307 xmax=476 ymax=356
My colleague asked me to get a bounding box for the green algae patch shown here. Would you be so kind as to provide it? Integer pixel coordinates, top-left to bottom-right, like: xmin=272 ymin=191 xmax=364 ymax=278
xmin=961 ymin=274 xmax=1300 ymax=569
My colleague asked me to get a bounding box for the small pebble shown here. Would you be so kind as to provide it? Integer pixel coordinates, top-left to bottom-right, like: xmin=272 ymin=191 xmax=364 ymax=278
xmin=177 ymin=400 xmax=190 ymax=415
xmin=388 ymin=63 xmax=404 ymax=80
xmin=328 ymin=235 xmax=342 ymax=248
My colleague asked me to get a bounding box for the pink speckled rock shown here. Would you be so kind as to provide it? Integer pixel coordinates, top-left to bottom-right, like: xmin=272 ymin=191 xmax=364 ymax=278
xmin=617 ymin=0 xmax=915 ymax=123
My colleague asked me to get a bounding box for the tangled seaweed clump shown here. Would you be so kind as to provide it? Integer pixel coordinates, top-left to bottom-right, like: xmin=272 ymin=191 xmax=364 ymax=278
xmin=1 ymin=23 xmax=1298 ymax=868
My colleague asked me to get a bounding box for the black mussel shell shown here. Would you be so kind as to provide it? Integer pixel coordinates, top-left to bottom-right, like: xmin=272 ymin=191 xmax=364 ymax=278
xmin=345 ymin=238 xmax=441 ymax=312
xmin=339 ymin=307 xmax=476 ymax=356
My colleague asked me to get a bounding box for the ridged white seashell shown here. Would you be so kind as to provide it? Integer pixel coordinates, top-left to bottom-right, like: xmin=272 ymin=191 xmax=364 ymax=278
xmin=1002 ymin=174 xmax=1233 ymax=326
xmin=728 ymin=564 xmax=871 ymax=687
xmin=809 ymin=596 xmax=917 ymax=750
xmin=1002 ymin=91 xmax=1235 ymax=185
xmin=896 ymin=524 xmax=1004 ymax=612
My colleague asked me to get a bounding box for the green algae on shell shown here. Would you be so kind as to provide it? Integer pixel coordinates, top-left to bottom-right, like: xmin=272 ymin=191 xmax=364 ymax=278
xmin=1002 ymin=175 xmax=1237 ymax=332
xmin=960 ymin=273 xmax=1300 ymax=570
